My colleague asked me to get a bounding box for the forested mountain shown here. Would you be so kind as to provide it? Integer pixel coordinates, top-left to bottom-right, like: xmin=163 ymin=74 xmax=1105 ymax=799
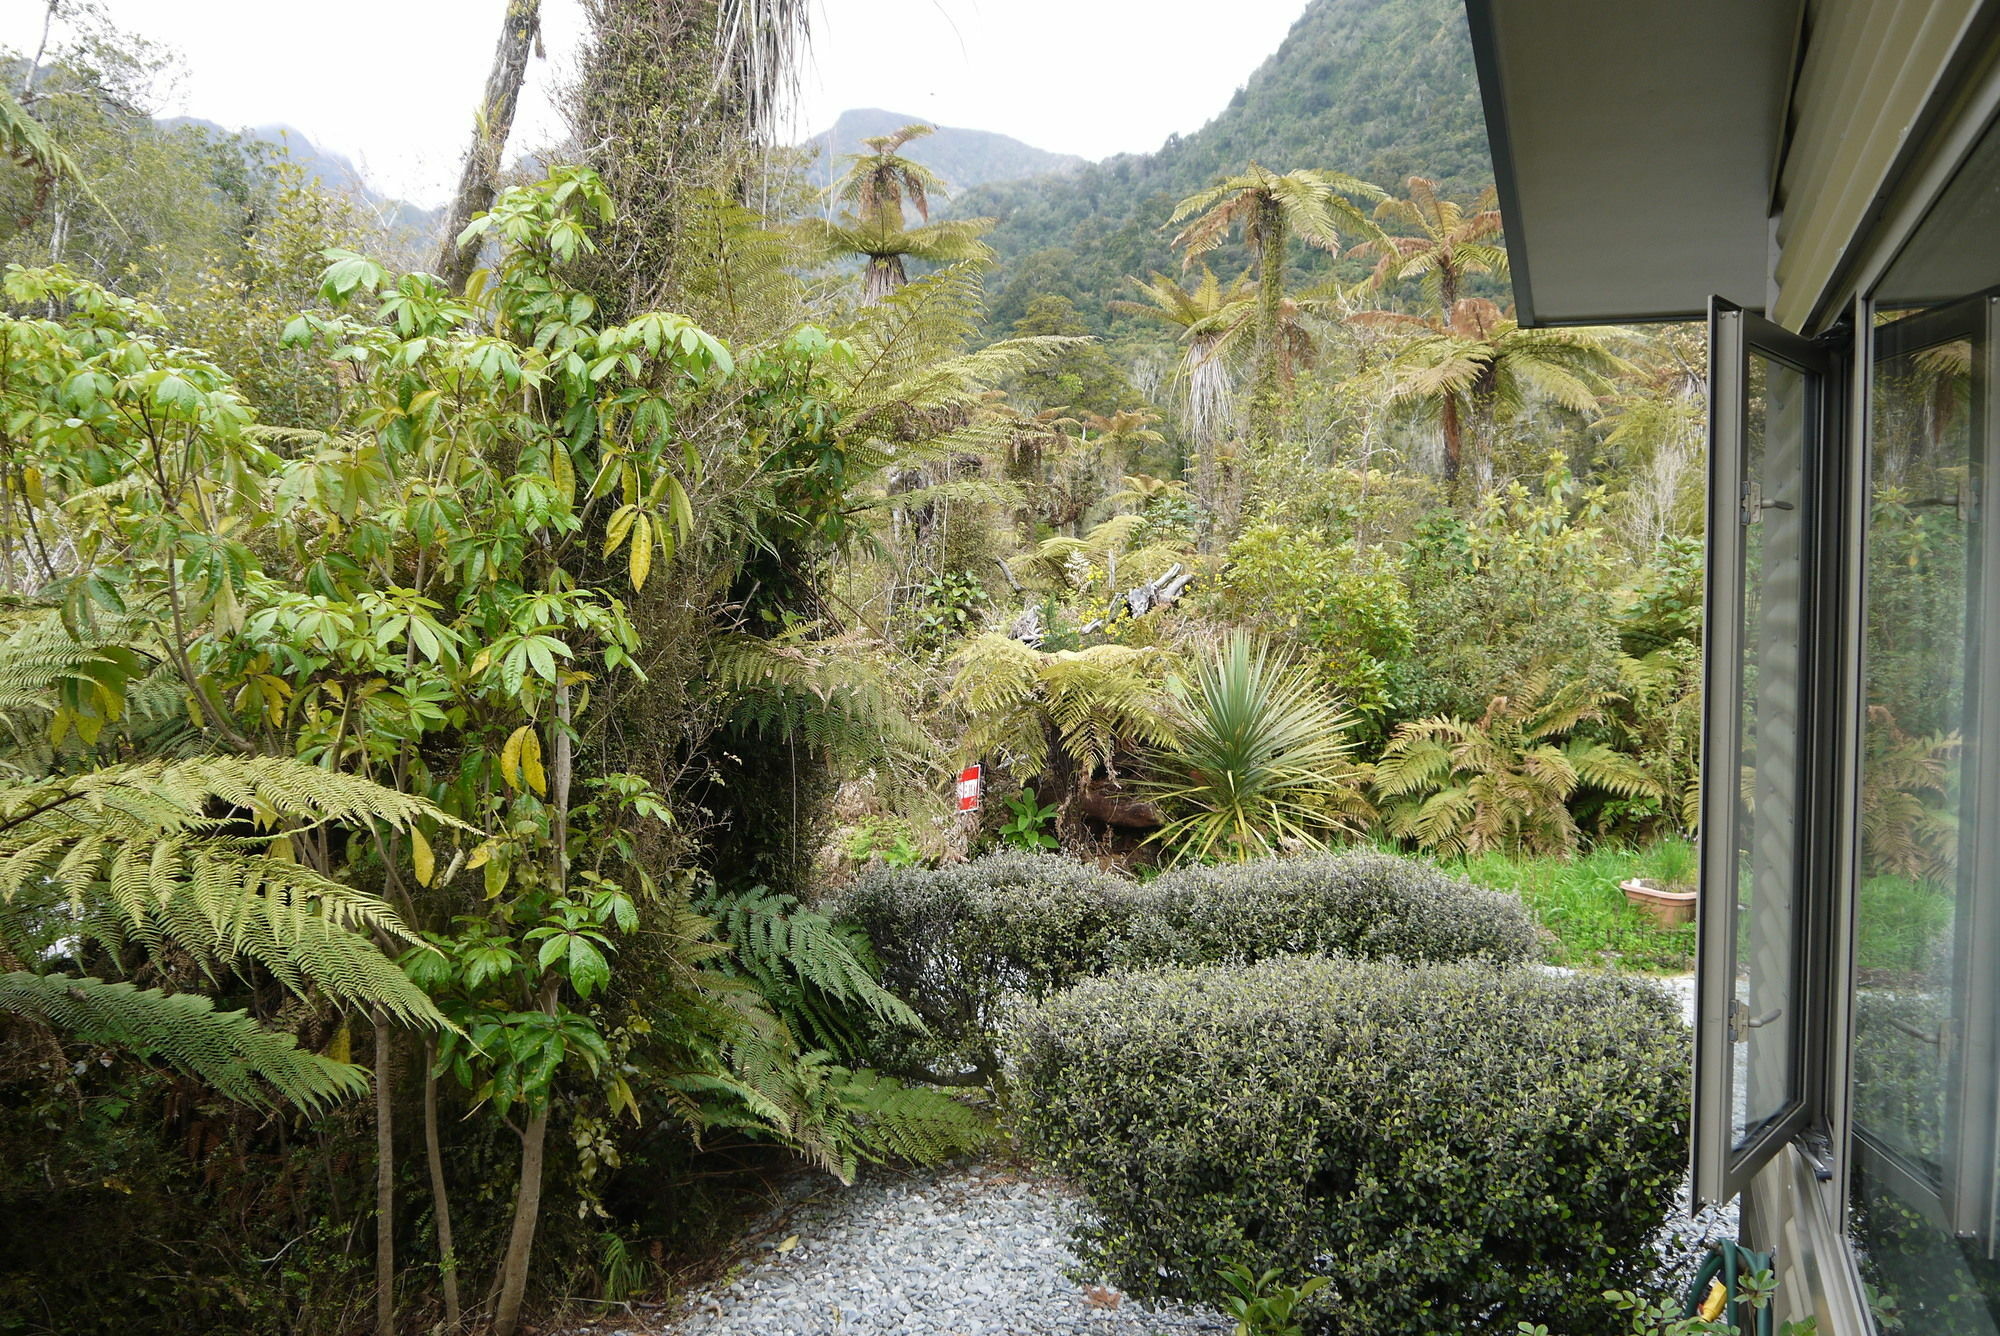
xmin=960 ymin=0 xmax=1490 ymax=335
xmin=803 ymin=108 xmax=1086 ymax=195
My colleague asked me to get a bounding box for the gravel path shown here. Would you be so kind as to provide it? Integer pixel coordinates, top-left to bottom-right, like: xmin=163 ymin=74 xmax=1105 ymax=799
xmin=653 ymin=1163 xmax=1229 ymax=1336
xmin=575 ymin=973 xmax=1731 ymax=1336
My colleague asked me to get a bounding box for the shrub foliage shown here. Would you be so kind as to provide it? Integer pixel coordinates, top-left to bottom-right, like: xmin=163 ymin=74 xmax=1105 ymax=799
xmin=1007 ymin=956 xmax=1687 ymax=1336
xmin=835 ymin=848 xmax=1540 ymax=1076
xmin=1118 ymin=849 xmax=1541 ymax=967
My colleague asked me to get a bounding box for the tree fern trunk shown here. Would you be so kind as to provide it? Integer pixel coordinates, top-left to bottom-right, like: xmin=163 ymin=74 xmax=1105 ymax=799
xmin=1441 ymin=393 xmax=1464 ymax=498
xmin=423 ymin=1037 xmax=461 ymax=1331
xmin=373 ymin=1012 xmax=395 ymax=1336
xmin=1251 ymin=196 xmax=1286 ymax=457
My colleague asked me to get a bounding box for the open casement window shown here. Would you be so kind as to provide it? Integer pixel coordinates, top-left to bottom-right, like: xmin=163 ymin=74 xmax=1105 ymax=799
xmin=1696 ymin=298 xmax=1845 ymax=1204
xmin=1848 ymin=292 xmax=2000 ymax=1301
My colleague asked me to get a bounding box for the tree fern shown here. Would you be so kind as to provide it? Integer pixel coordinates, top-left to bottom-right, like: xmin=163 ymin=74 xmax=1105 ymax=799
xmin=1 ymin=756 xmax=455 ymax=1106
xmin=0 ymin=972 xmax=369 ymax=1111
xmin=699 ymin=883 xmax=921 ymax=1054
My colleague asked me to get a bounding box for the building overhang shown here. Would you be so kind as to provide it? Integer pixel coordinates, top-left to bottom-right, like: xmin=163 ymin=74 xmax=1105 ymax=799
xmin=1465 ymin=0 xmax=1803 ymax=328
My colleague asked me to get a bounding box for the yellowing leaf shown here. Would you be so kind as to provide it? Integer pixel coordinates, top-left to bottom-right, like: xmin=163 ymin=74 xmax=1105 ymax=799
xmin=268 ymin=835 xmax=295 ymax=863
xmin=603 ymin=504 xmax=636 ymax=556
xmin=776 ymin=1235 xmax=799 ymax=1253
xmin=629 ymin=513 xmax=653 ymax=591
xmin=465 ymin=839 xmax=496 ymax=870
xmin=519 ymin=727 xmax=547 ymax=797
xmin=410 ymin=826 xmax=436 ymax=887
xmin=666 ymin=474 xmax=694 ymax=543
xmin=501 ymin=725 xmax=532 ymax=790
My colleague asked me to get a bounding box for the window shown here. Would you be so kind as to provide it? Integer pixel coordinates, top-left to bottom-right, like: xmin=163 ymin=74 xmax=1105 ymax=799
xmin=1848 ymin=295 xmax=2000 ymax=1335
xmin=1696 ymin=300 xmax=1839 ymax=1203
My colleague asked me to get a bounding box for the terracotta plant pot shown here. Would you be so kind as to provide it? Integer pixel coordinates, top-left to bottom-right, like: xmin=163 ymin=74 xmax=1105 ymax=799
xmin=1621 ymin=876 xmax=1697 ymax=929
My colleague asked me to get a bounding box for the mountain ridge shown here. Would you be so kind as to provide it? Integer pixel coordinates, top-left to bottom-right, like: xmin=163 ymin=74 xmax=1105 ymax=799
xmin=947 ymin=0 xmax=1493 ymax=336
xmin=801 ymin=108 xmax=1088 ymax=198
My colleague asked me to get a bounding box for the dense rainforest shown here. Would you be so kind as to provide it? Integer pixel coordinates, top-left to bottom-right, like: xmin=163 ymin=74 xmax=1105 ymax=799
xmin=0 ymin=0 xmax=1957 ymax=1333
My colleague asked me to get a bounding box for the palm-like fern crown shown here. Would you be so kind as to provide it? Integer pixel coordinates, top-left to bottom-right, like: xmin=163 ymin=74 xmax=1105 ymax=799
xmin=1361 ymin=298 xmax=1631 ymax=419
xmin=1169 ymin=163 xmax=1387 ymax=265
xmin=1351 ymin=176 xmax=1507 ymax=311
xmin=834 ymin=123 xmax=946 ymax=228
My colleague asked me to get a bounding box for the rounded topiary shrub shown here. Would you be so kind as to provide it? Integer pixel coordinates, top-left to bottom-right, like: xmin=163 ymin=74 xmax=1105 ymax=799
xmin=1008 ymin=956 xmax=1687 ymax=1336
xmin=1114 ymin=850 xmax=1542 ymax=968
xmin=830 ymin=851 xmax=1137 ymax=1078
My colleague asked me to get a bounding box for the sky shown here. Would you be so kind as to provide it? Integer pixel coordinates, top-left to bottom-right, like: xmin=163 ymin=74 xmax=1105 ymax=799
xmin=0 ymin=0 xmax=1310 ymax=207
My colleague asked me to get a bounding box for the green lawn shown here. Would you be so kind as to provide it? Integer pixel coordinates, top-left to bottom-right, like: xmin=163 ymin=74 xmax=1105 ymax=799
xmin=1443 ymin=839 xmax=1699 ymax=974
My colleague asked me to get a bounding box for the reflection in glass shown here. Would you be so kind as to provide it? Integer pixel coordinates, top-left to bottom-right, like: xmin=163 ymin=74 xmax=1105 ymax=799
xmin=1849 ymin=334 xmax=1998 ymax=1333
xmin=1733 ymin=352 xmax=1806 ymax=1148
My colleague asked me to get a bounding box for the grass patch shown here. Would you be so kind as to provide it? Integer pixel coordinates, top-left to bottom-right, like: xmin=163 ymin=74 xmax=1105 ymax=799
xmin=1438 ymin=839 xmax=1698 ymax=973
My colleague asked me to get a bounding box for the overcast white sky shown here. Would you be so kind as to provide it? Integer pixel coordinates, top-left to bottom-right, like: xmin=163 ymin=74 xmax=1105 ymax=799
xmin=0 ymin=0 xmax=1311 ymax=206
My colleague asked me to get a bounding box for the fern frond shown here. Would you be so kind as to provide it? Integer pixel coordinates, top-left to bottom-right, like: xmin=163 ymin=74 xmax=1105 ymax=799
xmin=0 ymin=971 xmax=369 ymax=1110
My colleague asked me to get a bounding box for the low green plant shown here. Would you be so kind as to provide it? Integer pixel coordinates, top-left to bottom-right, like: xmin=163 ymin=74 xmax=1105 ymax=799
xmin=1220 ymin=1263 xmax=1330 ymax=1336
xmin=1519 ymin=1268 xmax=1816 ymax=1336
xmin=845 ymin=817 xmax=925 ymax=868
xmin=998 ymin=787 xmax=1060 ymax=850
xmin=835 ymin=850 xmax=1540 ymax=1078
xmin=1116 ymin=851 xmax=1541 ymax=968
xmin=1374 ymin=672 xmax=1662 ymax=858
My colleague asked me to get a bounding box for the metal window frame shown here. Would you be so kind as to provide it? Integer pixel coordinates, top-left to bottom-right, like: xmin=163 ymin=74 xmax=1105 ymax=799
xmin=1839 ymin=291 xmax=2000 ymax=1248
xmin=1696 ymin=296 xmax=1853 ymax=1206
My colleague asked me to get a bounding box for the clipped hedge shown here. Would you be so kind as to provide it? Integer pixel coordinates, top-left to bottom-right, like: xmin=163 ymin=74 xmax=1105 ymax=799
xmin=832 ymin=851 xmax=1137 ymax=1077
xmin=833 ymin=849 xmax=1542 ymax=1076
xmin=1118 ymin=851 xmax=1541 ymax=968
xmin=1007 ymin=956 xmax=1687 ymax=1336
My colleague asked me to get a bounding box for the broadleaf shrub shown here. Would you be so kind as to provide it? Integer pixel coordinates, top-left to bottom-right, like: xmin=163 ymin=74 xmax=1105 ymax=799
xmin=1117 ymin=851 xmax=1540 ymax=967
xmin=833 ymin=849 xmax=1542 ymax=1078
xmin=1007 ymin=956 xmax=1687 ymax=1336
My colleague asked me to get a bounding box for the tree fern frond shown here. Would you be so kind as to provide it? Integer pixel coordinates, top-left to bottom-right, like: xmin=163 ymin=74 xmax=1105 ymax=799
xmin=0 ymin=971 xmax=369 ymax=1111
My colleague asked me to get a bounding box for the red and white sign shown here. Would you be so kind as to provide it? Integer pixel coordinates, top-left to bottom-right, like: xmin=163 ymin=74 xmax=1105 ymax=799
xmin=956 ymin=764 xmax=983 ymax=812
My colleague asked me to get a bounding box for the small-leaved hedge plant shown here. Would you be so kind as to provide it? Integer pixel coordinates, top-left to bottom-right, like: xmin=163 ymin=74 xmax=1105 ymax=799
xmin=1006 ymin=956 xmax=1688 ymax=1336
xmin=831 ymin=850 xmax=1137 ymax=1079
xmin=831 ymin=849 xmax=1541 ymax=1080
xmin=1115 ymin=849 xmax=1543 ymax=968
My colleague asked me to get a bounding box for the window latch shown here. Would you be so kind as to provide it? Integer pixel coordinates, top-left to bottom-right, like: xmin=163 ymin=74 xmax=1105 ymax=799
xmin=1730 ymin=1001 xmax=1783 ymax=1041
xmin=1886 ymin=1014 xmax=1958 ymax=1061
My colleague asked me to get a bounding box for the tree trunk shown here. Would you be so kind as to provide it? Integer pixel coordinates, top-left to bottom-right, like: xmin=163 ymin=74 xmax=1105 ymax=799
xmin=434 ymin=0 xmax=543 ymax=293
xmin=490 ymin=1103 xmax=550 ymax=1336
xmin=1440 ymin=394 xmax=1465 ymax=495
xmin=373 ymin=1012 xmax=396 ymax=1336
xmin=423 ymin=1038 xmax=461 ymax=1331
xmin=491 ymin=681 xmax=572 ymax=1336
xmin=1250 ymin=196 xmax=1287 ymax=456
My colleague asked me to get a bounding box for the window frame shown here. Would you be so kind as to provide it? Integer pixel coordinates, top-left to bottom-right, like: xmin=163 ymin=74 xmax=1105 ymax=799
xmin=1842 ymin=292 xmax=2000 ymax=1250
xmin=1696 ymin=296 xmax=1853 ymax=1205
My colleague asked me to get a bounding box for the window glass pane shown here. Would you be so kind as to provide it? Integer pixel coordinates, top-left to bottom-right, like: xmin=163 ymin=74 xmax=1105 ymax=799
xmin=1851 ymin=333 xmax=2000 ymax=1333
xmin=1734 ymin=351 xmax=1807 ymax=1147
